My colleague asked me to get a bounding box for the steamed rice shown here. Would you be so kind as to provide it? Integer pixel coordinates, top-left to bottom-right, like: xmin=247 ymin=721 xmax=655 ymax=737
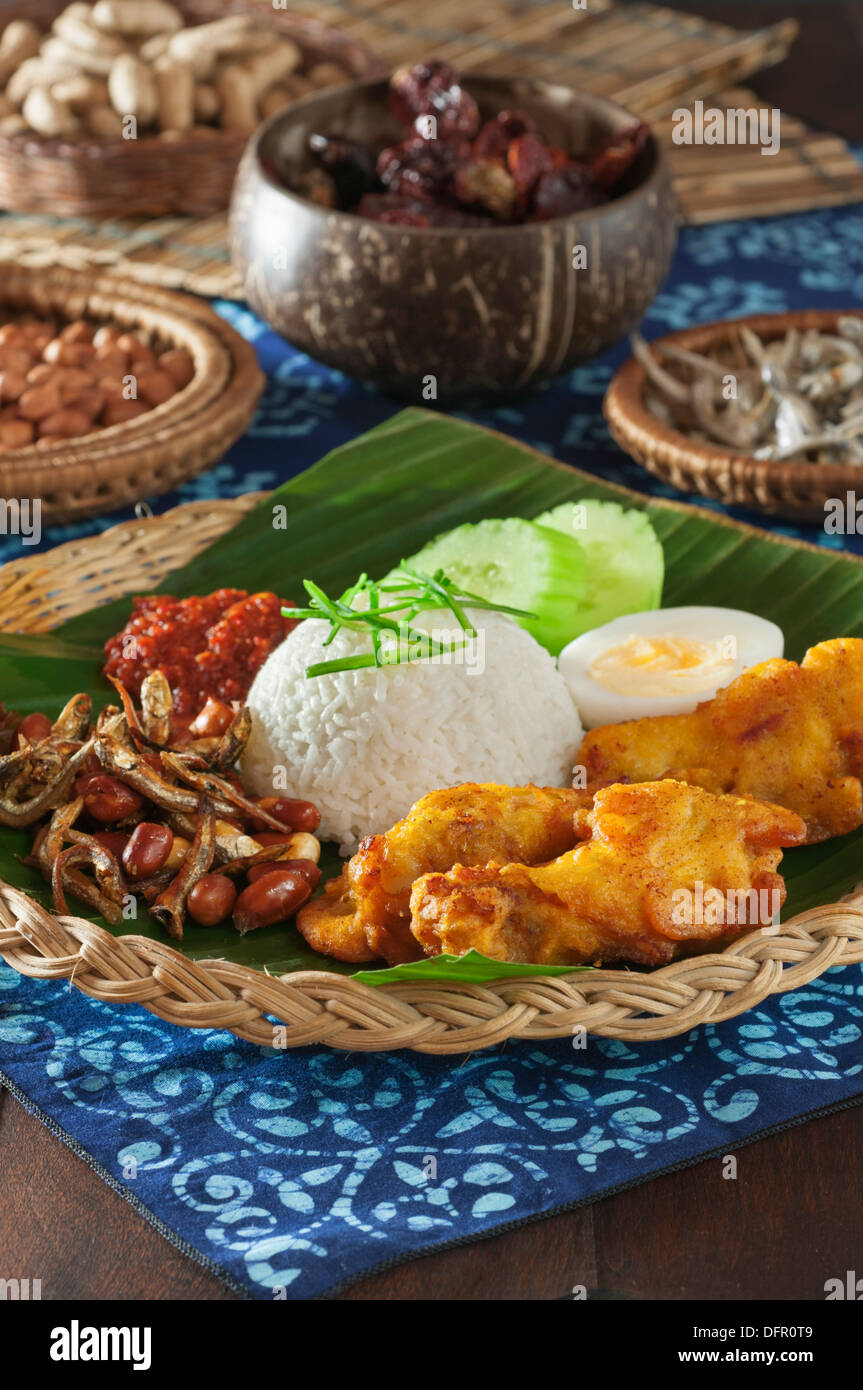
xmin=242 ymin=608 xmax=582 ymax=852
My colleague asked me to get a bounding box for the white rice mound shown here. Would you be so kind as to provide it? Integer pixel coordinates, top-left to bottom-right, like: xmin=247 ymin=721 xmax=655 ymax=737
xmin=242 ymin=608 xmax=583 ymax=852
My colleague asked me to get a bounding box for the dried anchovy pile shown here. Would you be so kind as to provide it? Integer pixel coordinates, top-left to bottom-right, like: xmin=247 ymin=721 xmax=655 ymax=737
xmin=635 ymin=316 xmax=863 ymax=463
xmin=1 ymin=675 xmax=321 ymax=942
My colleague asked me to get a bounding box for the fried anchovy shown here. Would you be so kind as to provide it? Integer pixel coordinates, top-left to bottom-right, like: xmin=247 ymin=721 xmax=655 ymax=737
xmin=214 ymin=707 xmax=252 ymax=769
xmin=94 ymin=736 xmax=211 ymax=813
xmin=140 ymin=670 xmax=173 ymax=746
xmin=51 ymin=693 xmax=91 ymax=742
xmin=159 ymin=751 xmax=289 ymax=832
xmin=165 ymin=808 xmax=261 ymax=863
xmin=0 ymin=739 xmax=94 ymax=827
xmin=36 ymin=798 xmax=85 ymax=877
xmin=0 ymin=744 xmax=32 ymax=788
xmin=151 ymin=798 xmax=217 ymax=941
xmin=51 ymin=841 xmax=125 ymax=926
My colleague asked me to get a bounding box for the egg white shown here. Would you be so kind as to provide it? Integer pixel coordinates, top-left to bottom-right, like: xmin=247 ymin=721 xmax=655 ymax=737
xmin=558 ymin=606 xmax=784 ymax=726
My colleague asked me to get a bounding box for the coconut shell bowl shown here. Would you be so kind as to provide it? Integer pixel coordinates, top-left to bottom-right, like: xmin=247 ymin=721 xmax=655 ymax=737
xmin=229 ymin=75 xmax=678 ymax=404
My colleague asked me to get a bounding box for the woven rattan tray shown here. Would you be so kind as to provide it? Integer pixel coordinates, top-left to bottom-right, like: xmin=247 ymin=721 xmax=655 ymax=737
xmin=1 ymin=493 xmax=862 ymax=1054
xmin=0 ymin=263 xmax=263 ymax=523
xmin=604 ymin=310 xmax=863 ymax=522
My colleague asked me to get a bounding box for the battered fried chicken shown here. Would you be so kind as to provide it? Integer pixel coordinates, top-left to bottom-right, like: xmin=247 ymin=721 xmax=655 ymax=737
xmin=578 ymin=638 xmax=863 ymax=845
xmin=410 ymin=780 xmax=806 ymax=967
xmin=296 ymin=782 xmax=584 ymax=964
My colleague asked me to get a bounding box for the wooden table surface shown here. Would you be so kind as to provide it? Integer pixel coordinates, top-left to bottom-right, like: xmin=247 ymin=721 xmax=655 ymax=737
xmin=2 ymin=0 xmax=863 ymax=1302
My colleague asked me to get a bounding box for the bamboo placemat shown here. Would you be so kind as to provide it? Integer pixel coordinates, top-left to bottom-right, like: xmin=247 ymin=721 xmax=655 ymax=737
xmin=1 ymin=2 xmax=859 ymax=298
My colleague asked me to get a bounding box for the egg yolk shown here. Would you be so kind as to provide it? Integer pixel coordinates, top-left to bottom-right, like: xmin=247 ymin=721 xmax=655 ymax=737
xmin=588 ymin=634 xmax=736 ymax=697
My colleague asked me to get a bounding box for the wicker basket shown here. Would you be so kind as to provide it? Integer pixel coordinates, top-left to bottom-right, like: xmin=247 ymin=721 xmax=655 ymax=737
xmin=0 ymin=262 xmax=264 ymax=522
xmin=604 ymin=310 xmax=863 ymax=522
xmin=1 ymin=493 xmax=862 ymax=1054
xmin=0 ymin=0 xmax=382 ymax=218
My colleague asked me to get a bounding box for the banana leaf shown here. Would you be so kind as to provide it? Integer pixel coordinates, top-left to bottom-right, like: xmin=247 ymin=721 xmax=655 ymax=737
xmin=2 ymin=407 xmax=862 ymax=981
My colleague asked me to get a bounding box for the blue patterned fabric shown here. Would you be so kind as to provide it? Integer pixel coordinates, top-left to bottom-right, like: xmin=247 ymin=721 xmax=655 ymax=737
xmin=2 ymin=961 xmax=862 ymax=1298
xmin=2 ymin=200 xmax=863 ymax=1297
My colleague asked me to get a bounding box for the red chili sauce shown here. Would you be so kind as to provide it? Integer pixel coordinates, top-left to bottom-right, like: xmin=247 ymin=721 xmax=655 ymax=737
xmin=103 ymin=589 xmax=297 ymax=717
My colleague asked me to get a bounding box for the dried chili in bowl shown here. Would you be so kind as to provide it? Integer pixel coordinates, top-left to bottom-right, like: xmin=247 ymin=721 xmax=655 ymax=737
xmin=297 ymin=59 xmax=650 ymax=227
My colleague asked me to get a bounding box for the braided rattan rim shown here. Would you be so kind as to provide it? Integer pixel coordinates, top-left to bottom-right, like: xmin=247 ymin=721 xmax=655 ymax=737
xmin=603 ymin=310 xmax=863 ymax=522
xmin=2 ymin=493 xmax=863 ymax=1053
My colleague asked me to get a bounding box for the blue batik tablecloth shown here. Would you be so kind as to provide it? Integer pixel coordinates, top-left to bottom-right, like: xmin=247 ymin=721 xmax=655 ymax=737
xmin=2 ymin=200 xmax=863 ymax=1298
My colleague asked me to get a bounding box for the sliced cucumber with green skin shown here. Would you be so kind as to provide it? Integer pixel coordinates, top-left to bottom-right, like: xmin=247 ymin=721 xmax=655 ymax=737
xmin=533 ymin=499 xmax=664 ymax=639
xmin=404 ymin=517 xmax=587 ymax=656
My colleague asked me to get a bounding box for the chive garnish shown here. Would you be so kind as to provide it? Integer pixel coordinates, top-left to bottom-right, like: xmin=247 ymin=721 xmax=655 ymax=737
xmin=284 ymin=564 xmax=535 ymax=678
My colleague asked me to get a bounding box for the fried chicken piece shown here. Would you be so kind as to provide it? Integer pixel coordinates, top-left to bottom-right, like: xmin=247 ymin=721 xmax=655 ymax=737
xmin=578 ymin=638 xmax=863 ymax=845
xmin=410 ymin=780 xmax=806 ymax=967
xmin=296 ymin=783 xmax=584 ymax=964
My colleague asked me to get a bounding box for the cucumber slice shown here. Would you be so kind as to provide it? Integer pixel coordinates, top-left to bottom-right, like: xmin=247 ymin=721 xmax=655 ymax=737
xmin=533 ymin=499 xmax=663 ymax=638
xmin=404 ymin=517 xmax=587 ymax=655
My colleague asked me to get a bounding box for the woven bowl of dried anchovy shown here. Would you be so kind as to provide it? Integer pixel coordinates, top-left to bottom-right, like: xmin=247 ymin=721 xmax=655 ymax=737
xmin=604 ymin=310 xmax=863 ymax=521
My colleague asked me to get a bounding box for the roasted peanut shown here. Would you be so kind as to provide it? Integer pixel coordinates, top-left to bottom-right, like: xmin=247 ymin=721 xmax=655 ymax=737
xmin=22 ymin=86 xmax=80 ymax=138
xmin=93 ymin=323 xmax=122 ymax=349
xmin=38 ymin=407 xmax=93 ymax=438
xmin=60 ymin=320 xmax=95 ymax=345
xmin=18 ymin=382 xmax=62 ymax=421
xmin=122 ymin=822 xmax=173 ymax=880
xmin=94 ymin=345 xmax=128 ymax=377
xmin=154 ymin=57 xmax=194 ymax=133
xmin=115 ymin=333 xmax=152 ymax=365
xmin=158 ymin=348 xmax=194 ymax=388
xmin=139 ymin=32 xmax=172 ymax=65
xmin=51 ymin=74 xmax=110 ymax=113
xmin=260 ymin=86 xmax=294 ymax=120
xmin=187 ymin=873 xmax=237 ymax=927
xmin=91 ymin=830 xmax=130 ymax=859
xmin=132 ymin=369 xmax=175 ymax=406
xmin=42 ymin=36 xmax=117 ymax=80
xmin=85 ymin=103 xmax=124 ymax=137
xmin=92 ymin=0 xmax=183 ymax=36
xmin=188 ymin=696 xmax=234 ymax=738
xmin=306 ymin=62 xmax=349 ymax=89
xmin=0 ymin=343 xmax=34 ymax=373
xmin=56 ymin=366 xmax=97 ymax=398
xmin=26 ymin=362 xmax=56 ymax=386
xmin=53 ymin=8 xmax=127 ymax=60
xmin=0 ymin=20 xmax=41 ymax=88
xmin=193 ymin=82 xmax=218 ymax=123
xmin=83 ymin=774 xmax=144 ymax=823
xmin=14 ymin=711 xmax=52 ymax=746
xmin=243 ymin=44 xmax=301 ymax=102
xmin=101 ymin=397 xmax=149 ymax=426
xmin=215 ymin=65 xmax=257 ymax=135
xmin=7 ymin=58 xmax=78 ymax=109
xmin=251 ymin=797 xmax=321 ymax=834
xmin=64 ymin=385 xmax=105 ymax=418
xmin=164 ymin=833 xmax=191 ymax=873
xmin=233 ymin=871 xmax=312 ymax=934
xmin=246 ymin=859 xmax=322 ymax=889
xmin=43 ymin=338 xmax=94 ymax=368
xmin=0 ymin=419 xmax=34 ymax=449
xmin=0 ymin=114 xmax=29 ymax=137
xmin=108 ymin=54 xmax=158 ymax=126
xmin=0 ymin=370 xmax=26 ymax=402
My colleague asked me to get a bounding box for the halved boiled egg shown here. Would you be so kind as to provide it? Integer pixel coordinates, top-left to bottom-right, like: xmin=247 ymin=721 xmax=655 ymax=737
xmin=558 ymin=607 xmax=784 ymax=726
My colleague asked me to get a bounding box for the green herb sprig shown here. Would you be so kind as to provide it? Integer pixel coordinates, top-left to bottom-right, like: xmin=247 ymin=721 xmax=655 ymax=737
xmin=284 ymin=565 xmax=535 ymax=678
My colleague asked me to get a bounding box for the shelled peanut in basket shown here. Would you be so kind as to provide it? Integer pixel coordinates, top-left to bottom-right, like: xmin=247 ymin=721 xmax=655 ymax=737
xmin=0 ymin=3 xmax=352 ymax=142
xmin=0 ymin=314 xmax=194 ymax=451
